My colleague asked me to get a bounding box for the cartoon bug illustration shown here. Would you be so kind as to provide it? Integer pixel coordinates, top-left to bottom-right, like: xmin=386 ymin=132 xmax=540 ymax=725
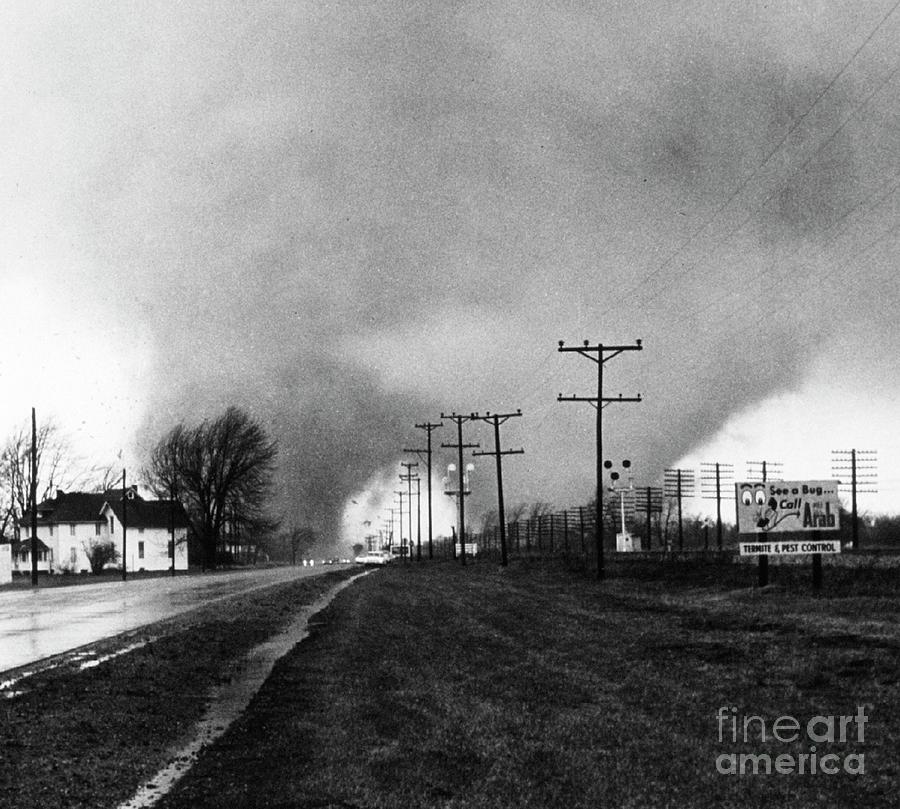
xmin=738 ymin=483 xmax=799 ymax=532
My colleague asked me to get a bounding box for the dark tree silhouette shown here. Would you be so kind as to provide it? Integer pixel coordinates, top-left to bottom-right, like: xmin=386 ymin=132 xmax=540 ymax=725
xmin=145 ymin=407 xmax=278 ymax=569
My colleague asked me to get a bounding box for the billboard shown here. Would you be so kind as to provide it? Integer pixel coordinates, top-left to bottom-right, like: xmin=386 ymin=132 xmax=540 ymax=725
xmin=735 ymin=480 xmax=841 ymax=535
xmin=739 ymin=538 xmax=841 ymax=556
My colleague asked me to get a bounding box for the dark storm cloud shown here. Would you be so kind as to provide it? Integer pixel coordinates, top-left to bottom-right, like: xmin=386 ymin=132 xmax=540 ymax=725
xmin=56 ymin=2 xmax=900 ymax=535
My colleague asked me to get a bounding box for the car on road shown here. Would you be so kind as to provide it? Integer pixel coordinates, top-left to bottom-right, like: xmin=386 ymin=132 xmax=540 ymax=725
xmin=354 ymin=550 xmax=392 ymax=566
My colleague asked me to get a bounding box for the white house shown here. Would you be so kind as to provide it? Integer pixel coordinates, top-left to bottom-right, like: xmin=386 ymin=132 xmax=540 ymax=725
xmin=16 ymin=488 xmax=189 ymax=575
xmin=99 ymin=491 xmax=189 ymax=573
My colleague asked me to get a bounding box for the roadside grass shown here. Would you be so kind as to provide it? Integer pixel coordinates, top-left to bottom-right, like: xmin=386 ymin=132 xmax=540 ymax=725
xmin=1 ymin=568 xmax=360 ymax=809
xmin=158 ymin=559 xmax=899 ymax=809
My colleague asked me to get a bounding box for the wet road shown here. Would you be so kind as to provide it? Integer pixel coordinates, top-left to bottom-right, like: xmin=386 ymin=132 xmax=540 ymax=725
xmin=0 ymin=566 xmax=345 ymax=673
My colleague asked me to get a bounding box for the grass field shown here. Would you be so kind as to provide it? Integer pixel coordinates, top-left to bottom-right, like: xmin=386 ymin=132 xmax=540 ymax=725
xmin=3 ymin=557 xmax=898 ymax=808
xmin=154 ymin=558 xmax=899 ymax=809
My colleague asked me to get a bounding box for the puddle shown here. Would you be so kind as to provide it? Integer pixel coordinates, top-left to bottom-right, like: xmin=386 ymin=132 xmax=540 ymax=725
xmin=117 ymin=571 xmax=369 ymax=809
xmin=78 ymin=641 xmax=149 ymax=670
xmin=0 ymin=641 xmax=156 ymax=700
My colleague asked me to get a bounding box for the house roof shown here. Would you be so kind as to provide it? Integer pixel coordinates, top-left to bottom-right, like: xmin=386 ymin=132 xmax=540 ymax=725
xmin=20 ymin=489 xmax=190 ymax=531
xmin=13 ymin=537 xmax=51 ymax=553
xmin=103 ymin=497 xmax=190 ymax=530
xmin=21 ymin=491 xmax=109 ymax=525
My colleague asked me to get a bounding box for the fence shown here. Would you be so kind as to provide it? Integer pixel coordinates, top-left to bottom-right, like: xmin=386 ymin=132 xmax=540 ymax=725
xmin=424 ymin=499 xmax=900 ymax=595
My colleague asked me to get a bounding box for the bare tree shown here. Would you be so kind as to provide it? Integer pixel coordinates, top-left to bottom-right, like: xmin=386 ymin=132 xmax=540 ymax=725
xmin=661 ymin=496 xmax=677 ymax=551
xmin=0 ymin=417 xmax=86 ymax=541
xmin=83 ymin=538 xmax=120 ymax=574
xmin=505 ymin=502 xmax=530 ymax=525
xmin=288 ymin=524 xmax=316 ymax=565
xmin=527 ymin=501 xmax=556 ymax=524
xmin=478 ymin=507 xmax=499 ymax=534
xmin=144 ymin=407 xmax=278 ymax=569
xmin=88 ymin=464 xmax=126 ymax=494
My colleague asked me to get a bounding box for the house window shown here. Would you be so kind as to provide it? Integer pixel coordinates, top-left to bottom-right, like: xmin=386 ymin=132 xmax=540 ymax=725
xmin=95 ymin=522 xmax=102 ymax=536
xmin=138 ymin=526 xmax=145 ymax=534
xmin=110 ymin=516 xmax=115 ymax=534
xmin=21 ymin=551 xmax=28 ymax=563
xmin=49 ymin=524 xmax=54 ymax=537
xmin=138 ymin=541 xmax=145 ymax=560
xmin=70 ymin=523 xmax=76 ymax=536
xmin=70 ymin=547 xmax=77 ymax=564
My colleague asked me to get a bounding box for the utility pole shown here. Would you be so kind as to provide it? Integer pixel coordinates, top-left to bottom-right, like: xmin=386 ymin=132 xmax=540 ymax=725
xmin=393 ymin=491 xmax=407 ymax=560
xmin=400 ymin=462 xmax=418 ymax=563
xmin=635 ymin=486 xmax=663 ymax=551
xmin=169 ymin=479 xmax=177 ymax=577
xmin=382 ymin=507 xmax=394 ymax=550
xmin=578 ymin=505 xmax=586 ymax=555
xmin=746 ymin=460 xmax=783 ymax=484
xmin=30 ymin=407 xmax=38 ymax=586
xmin=413 ymin=421 xmax=442 ymax=559
xmin=832 ymin=449 xmax=877 ymax=550
xmin=558 ymin=339 xmax=643 ymax=580
xmin=471 ymin=410 xmax=523 ymax=567
xmin=664 ymin=467 xmax=695 ymax=551
xmin=440 ymin=413 xmax=479 ymax=566
xmin=701 ymin=462 xmax=734 ymax=551
xmin=746 ymin=460 xmax=782 ymax=586
xmin=122 ymin=468 xmax=128 ymax=581
xmin=414 ymin=476 xmax=422 ymax=560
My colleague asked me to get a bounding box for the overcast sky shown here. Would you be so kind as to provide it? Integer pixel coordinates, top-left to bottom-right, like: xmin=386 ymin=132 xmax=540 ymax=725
xmin=3 ymin=1 xmax=900 ymax=543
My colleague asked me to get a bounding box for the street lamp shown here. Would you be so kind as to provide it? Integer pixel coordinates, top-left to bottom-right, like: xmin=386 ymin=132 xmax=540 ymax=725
xmin=443 ymin=462 xmax=475 ymax=559
xmin=604 ymin=459 xmax=635 ymax=551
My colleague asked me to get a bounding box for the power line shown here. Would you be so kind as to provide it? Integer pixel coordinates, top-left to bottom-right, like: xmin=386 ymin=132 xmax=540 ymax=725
xmin=573 ymin=1 xmax=900 ymax=336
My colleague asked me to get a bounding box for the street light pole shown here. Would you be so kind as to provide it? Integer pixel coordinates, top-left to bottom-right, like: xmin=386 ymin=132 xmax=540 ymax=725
xmin=605 ymin=460 xmax=632 ymax=550
xmin=440 ymin=413 xmax=479 ymax=566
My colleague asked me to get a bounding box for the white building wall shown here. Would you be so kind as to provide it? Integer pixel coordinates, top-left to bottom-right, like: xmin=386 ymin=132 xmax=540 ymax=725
xmin=130 ymin=527 xmax=188 ymax=572
xmin=60 ymin=522 xmax=98 ymax=573
xmin=0 ymin=544 xmax=11 ymax=584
